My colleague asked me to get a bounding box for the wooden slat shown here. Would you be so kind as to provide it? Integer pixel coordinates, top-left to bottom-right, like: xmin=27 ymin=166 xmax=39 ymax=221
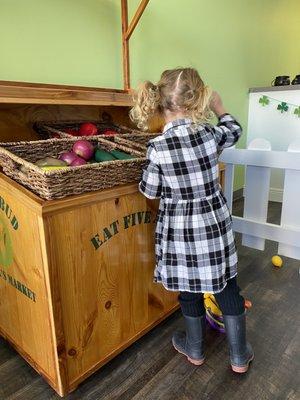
xmin=0 ymin=80 xmax=127 ymax=93
xmin=121 ymin=0 xmax=130 ymax=90
xmin=121 ymin=0 xmax=150 ymax=89
xmin=125 ymin=0 xmax=150 ymax=41
xmin=0 ymin=174 xmax=139 ymax=215
xmin=41 ymin=183 xmax=141 ymax=216
xmin=0 ymin=81 xmax=132 ymax=106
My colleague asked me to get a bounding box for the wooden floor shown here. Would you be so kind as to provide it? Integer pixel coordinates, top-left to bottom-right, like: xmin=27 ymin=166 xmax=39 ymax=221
xmin=1 ymin=200 xmax=300 ymax=400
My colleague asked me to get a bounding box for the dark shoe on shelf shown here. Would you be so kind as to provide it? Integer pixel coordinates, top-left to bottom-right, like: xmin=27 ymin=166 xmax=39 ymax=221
xmin=172 ymin=315 xmax=205 ymax=366
xmin=223 ymin=312 xmax=254 ymax=373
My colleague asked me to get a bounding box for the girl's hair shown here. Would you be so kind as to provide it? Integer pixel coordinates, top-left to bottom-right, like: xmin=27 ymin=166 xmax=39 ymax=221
xmin=130 ymin=68 xmax=212 ymax=130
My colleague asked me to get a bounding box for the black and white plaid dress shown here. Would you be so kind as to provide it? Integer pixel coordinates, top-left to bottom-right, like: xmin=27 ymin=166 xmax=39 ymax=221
xmin=139 ymin=114 xmax=242 ymax=293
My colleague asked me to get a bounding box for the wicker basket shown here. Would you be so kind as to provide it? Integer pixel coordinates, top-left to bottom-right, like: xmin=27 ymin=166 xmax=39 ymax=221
xmin=34 ymin=119 xmax=146 ymax=140
xmin=0 ymin=137 xmax=145 ymax=200
xmin=114 ymin=133 xmax=161 ymax=154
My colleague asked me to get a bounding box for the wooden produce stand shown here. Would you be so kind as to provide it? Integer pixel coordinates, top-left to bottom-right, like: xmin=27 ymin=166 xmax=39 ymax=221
xmin=0 ymin=3 xmax=225 ymax=392
xmin=0 ymin=80 xmax=180 ymax=397
xmin=0 ymin=82 xmax=225 ymax=396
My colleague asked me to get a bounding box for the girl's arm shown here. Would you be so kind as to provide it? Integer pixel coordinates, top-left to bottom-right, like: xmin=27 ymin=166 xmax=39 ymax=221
xmin=209 ymin=91 xmax=242 ymax=150
xmin=139 ymin=142 xmax=162 ymax=199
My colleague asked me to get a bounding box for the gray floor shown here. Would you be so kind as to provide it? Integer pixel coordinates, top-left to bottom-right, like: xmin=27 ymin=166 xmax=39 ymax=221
xmin=1 ymin=200 xmax=300 ymax=400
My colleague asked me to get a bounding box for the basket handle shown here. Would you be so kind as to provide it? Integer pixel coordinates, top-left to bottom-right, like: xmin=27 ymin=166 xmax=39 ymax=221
xmin=4 ymin=157 xmax=32 ymax=181
xmin=0 ymin=148 xmax=38 ymax=182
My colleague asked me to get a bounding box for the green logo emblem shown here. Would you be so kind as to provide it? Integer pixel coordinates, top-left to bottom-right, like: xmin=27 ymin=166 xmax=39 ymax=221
xmin=0 ymin=216 xmax=13 ymax=268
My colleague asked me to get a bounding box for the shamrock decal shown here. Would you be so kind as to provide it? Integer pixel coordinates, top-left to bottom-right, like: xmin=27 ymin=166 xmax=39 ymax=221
xmin=294 ymin=106 xmax=300 ymax=118
xmin=259 ymin=95 xmax=269 ymax=106
xmin=277 ymin=102 xmax=289 ymax=113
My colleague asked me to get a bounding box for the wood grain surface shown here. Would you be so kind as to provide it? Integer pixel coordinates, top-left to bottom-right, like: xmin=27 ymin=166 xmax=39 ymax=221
xmin=0 ymin=81 xmax=132 ymax=106
xmin=0 ymin=104 xmax=131 ymax=143
xmin=0 ymin=175 xmax=178 ymax=396
xmin=0 ymin=178 xmax=59 ymax=391
xmin=1 ymin=200 xmax=299 ymax=400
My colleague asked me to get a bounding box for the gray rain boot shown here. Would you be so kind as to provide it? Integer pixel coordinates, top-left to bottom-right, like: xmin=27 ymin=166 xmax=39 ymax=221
xmin=172 ymin=315 xmax=205 ymax=366
xmin=223 ymin=312 xmax=254 ymax=373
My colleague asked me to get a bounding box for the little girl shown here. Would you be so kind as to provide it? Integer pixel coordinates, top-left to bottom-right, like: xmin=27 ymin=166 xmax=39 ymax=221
xmin=130 ymin=68 xmax=253 ymax=373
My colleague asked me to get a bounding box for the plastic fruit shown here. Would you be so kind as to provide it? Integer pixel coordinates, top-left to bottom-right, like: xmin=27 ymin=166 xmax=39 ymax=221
xmin=110 ymin=149 xmax=134 ymax=160
xmin=272 ymin=255 xmax=283 ymax=268
xmin=79 ymin=123 xmax=98 ymax=136
xmin=73 ymin=140 xmax=94 ymax=160
xmin=70 ymin=157 xmax=87 ymax=166
xmin=41 ymin=166 xmax=68 ymax=171
xmin=95 ymin=148 xmax=116 ymax=162
xmin=59 ymin=151 xmax=79 ymax=165
xmin=35 ymin=157 xmax=67 ymax=167
xmin=245 ymin=300 xmax=252 ymax=309
xmin=64 ymin=128 xmax=78 ymax=136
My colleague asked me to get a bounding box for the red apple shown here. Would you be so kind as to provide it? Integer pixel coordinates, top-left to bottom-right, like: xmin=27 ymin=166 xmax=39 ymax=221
xmin=79 ymin=122 xmax=98 ymax=136
xmin=64 ymin=128 xmax=79 ymax=136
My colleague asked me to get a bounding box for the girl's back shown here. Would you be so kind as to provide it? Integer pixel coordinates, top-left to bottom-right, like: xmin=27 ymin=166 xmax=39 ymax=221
xmin=140 ymin=115 xmax=241 ymax=201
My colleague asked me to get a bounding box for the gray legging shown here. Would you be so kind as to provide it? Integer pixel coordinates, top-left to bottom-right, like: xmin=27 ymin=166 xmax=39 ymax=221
xmin=179 ymin=277 xmax=245 ymax=317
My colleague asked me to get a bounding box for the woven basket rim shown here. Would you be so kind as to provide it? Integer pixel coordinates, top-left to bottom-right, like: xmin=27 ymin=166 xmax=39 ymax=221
xmin=37 ymin=123 xmax=124 ymax=138
xmin=0 ymin=146 xmax=42 ymax=172
xmin=0 ymin=137 xmax=145 ymax=176
xmin=0 ymin=136 xmax=145 ymax=149
xmin=35 ymin=119 xmax=121 ymax=124
xmin=40 ymin=157 xmax=145 ymax=175
xmin=33 ymin=120 xmax=158 ymax=138
xmin=34 ymin=119 xmax=123 ymax=131
xmin=114 ymin=137 xmax=147 ymax=151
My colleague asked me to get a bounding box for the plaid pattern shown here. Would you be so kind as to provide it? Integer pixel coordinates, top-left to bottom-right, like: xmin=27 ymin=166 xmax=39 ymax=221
xmin=139 ymin=114 xmax=242 ymax=293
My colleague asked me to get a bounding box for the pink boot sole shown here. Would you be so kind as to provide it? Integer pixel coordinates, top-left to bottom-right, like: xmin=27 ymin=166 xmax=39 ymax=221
xmin=231 ymin=354 xmax=254 ymax=373
xmin=172 ymin=343 xmax=205 ymax=366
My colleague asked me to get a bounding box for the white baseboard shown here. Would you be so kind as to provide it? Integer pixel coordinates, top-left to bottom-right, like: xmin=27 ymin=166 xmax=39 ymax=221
xmin=242 ymin=187 xmax=283 ymax=203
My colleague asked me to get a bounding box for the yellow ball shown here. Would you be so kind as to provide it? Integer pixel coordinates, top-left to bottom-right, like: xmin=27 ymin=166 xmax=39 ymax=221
xmin=272 ymin=255 xmax=283 ymax=268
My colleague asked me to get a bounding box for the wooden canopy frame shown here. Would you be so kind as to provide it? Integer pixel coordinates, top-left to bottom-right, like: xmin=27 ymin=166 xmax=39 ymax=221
xmin=121 ymin=0 xmax=150 ymax=90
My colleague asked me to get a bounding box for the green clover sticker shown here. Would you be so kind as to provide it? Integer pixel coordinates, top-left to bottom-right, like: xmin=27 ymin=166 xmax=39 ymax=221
xmin=259 ymin=96 xmax=269 ymax=106
xmin=294 ymin=106 xmax=300 ymax=118
xmin=0 ymin=216 xmax=13 ymax=268
xmin=277 ymin=102 xmax=289 ymax=113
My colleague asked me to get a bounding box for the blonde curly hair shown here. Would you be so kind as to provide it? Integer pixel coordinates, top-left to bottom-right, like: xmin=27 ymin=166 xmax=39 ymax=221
xmin=130 ymin=68 xmax=212 ymax=131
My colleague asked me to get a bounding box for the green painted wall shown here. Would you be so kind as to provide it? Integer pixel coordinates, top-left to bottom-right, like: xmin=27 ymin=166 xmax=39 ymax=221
xmin=0 ymin=0 xmax=123 ymax=88
xmin=1 ymin=0 xmax=300 ymax=188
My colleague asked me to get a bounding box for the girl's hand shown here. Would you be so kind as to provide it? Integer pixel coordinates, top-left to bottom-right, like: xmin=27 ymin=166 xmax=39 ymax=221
xmin=210 ymin=91 xmax=227 ymax=117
